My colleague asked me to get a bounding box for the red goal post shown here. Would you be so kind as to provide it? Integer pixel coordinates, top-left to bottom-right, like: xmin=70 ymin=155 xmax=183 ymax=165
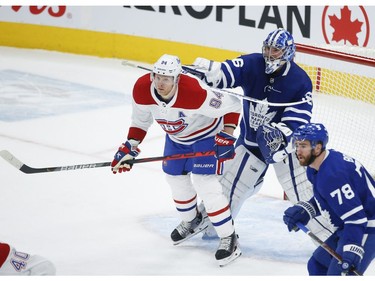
xmin=293 ymin=43 xmax=375 ymax=178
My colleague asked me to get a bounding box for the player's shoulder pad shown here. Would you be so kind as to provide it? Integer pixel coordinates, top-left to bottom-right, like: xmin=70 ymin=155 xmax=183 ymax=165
xmin=133 ymin=73 xmax=156 ymax=105
xmin=174 ymin=74 xmax=207 ymax=109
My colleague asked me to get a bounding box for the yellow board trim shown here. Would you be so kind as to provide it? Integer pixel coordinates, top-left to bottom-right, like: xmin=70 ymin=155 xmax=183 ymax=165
xmin=1 ymin=21 xmax=373 ymax=104
xmin=0 ymin=21 xmax=242 ymax=64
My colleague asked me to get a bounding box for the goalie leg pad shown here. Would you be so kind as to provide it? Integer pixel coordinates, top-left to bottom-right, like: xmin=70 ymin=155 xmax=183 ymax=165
xmin=220 ymin=145 xmax=268 ymax=218
xmin=273 ymin=153 xmax=335 ymax=240
xmin=273 ymin=153 xmax=314 ymax=203
xmin=166 ymin=174 xmax=198 ymax=222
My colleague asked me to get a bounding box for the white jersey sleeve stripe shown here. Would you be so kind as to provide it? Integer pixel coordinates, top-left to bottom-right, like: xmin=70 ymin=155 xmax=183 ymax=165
xmin=340 ymin=205 xmax=364 ymax=220
xmin=344 ymin=218 xmax=368 ymax=225
xmin=281 ymin=116 xmax=310 ymax=124
xmin=284 ymin=107 xmax=313 ymax=117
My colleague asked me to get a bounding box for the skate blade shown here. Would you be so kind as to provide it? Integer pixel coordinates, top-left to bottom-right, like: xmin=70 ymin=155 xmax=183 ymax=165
xmin=218 ymin=247 xmax=242 ymax=267
xmin=172 ymin=224 xmax=209 ymax=245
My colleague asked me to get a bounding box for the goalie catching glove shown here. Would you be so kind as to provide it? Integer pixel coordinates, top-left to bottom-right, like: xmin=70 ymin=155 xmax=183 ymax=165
xmin=111 ymin=139 xmax=140 ymax=174
xmin=214 ymin=131 xmax=236 ymax=163
xmin=256 ymin=122 xmax=294 ymax=164
xmin=182 ymin=57 xmax=222 ymax=88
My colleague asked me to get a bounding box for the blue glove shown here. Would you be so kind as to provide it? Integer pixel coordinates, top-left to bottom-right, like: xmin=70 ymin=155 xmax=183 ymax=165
xmin=214 ymin=131 xmax=236 ymax=162
xmin=283 ymin=201 xmax=316 ymax=232
xmin=111 ymin=139 xmax=140 ymax=174
xmin=341 ymin=244 xmax=364 ymax=275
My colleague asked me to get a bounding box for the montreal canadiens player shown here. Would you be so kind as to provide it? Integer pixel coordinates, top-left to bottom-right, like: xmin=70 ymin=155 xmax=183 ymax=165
xmin=184 ymin=28 xmax=335 ymax=241
xmin=111 ymin=54 xmax=242 ymax=266
xmin=0 ymin=242 xmax=55 ymax=275
xmin=283 ymin=123 xmax=375 ymax=275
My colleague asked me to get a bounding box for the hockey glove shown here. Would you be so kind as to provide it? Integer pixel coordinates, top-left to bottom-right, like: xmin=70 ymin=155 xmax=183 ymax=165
xmin=341 ymin=244 xmax=364 ymax=275
xmin=111 ymin=139 xmax=140 ymax=174
xmin=214 ymin=131 xmax=236 ymax=162
xmin=256 ymin=122 xmax=294 ymax=164
xmin=182 ymin=57 xmax=222 ymax=87
xmin=283 ymin=201 xmax=317 ymax=232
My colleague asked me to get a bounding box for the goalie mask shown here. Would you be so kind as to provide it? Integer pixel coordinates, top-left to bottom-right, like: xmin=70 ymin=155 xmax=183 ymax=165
xmin=292 ymin=123 xmax=329 ymax=150
xmin=262 ymin=28 xmax=296 ymax=74
xmin=152 ymin=54 xmax=182 ymax=84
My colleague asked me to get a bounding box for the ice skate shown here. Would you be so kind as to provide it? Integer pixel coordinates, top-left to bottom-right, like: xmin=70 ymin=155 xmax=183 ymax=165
xmin=215 ymin=232 xmax=241 ymax=267
xmin=171 ymin=212 xmax=208 ymax=245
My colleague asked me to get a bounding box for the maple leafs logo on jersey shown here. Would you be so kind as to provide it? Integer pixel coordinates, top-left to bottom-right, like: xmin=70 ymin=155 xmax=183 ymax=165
xmin=329 ymin=6 xmax=363 ymax=45
xmin=249 ymin=100 xmax=276 ymax=130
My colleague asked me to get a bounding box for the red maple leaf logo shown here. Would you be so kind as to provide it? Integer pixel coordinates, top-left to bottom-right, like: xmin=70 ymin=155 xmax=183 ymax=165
xmin=328 ymin=6 xmax=363 ymax=45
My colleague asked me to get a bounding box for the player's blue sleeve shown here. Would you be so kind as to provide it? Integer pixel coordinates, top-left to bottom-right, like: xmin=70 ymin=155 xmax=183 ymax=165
xmin=218 ymin=54 xmax=256 ymax=89
xmin=281 ymin=97 xmax=312 ymax=131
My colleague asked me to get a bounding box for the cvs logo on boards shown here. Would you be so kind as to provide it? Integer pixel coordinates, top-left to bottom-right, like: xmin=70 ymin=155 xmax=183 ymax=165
xmin=11 ymin=6 xmax=66 ymax=17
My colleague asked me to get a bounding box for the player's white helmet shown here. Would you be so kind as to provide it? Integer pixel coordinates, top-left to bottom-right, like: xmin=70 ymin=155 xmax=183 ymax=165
xmin=262 ymin=28 xmax=296 ymax=74
xmin=152 ymin=54 xmax=182 ymax=83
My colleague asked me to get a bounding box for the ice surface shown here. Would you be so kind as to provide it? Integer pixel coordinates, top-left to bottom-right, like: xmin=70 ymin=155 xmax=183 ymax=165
xmin=0 ymin=47 xmax=373 ymax=278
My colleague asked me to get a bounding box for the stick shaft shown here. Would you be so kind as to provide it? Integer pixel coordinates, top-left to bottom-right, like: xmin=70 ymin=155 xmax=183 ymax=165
xmin=0 ymin=150 xmax=215 ymax=174
xmin=121 ymin=60 xmax=312 ymax=106
xmin=296 ymin=222 xmax=362 ymax=276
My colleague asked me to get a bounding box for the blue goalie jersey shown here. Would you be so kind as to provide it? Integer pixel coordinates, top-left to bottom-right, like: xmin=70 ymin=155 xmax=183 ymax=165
xmin=218 ymin=53 xmax=313 ymax=151
xmin=307 ymin=149 xmax=375 ymax=245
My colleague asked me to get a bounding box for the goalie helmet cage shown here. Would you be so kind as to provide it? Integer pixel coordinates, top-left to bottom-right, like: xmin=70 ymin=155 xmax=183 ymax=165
xmin=294 ymin=43 xmax=375 ymax=179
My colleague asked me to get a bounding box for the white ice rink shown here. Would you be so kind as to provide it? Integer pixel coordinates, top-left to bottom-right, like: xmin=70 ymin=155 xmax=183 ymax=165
xmin=0 ymin=46 xmax=374 ymax=277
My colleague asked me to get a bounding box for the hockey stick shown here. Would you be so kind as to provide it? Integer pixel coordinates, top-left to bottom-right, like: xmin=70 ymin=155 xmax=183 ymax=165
xmin=296 ymin=222 xmax=362 ymax=276
xmin=121 ymin=60 xmax=312 ymax=107
xmin=0 ymin=150 xmax=215 ymax=174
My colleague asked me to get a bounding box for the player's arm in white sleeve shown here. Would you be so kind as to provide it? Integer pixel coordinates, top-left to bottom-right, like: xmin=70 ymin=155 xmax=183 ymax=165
xmin=0 ymin=243 xmax=56 ymax=276
xmin=129 ymin=99 xmax=154 ymax=138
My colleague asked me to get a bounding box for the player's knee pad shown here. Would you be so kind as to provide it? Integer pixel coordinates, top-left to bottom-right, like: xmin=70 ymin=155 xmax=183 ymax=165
xmin=193 ymin=174 xmax=234 ymax=237
xmin=308 ymin=233 xmax=339 ymax=275
xmin=192 ymin=174 xmax=227 ymax=209
xmin=307 ymin=255 xmax=328 ymax=275
xmin=165 ymin=174 xmax=196 ymax=199
xmin=219 ymin=145 xmax=267 ymax=218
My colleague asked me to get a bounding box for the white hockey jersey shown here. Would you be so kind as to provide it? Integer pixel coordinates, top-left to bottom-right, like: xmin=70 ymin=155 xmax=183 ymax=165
xmin=127 ymin=73 xmax=241 ymax=145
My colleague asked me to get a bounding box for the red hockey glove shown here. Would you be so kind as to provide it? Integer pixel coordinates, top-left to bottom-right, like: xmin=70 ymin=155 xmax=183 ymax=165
xmin=111 ymin=140 xmax=140 ymax=174
xmin=214 ymin=131 xmax=236 ymax=162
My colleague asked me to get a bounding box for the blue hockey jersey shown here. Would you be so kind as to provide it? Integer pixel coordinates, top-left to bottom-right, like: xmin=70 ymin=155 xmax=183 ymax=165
xmin=219 ymin=53 xmax=313 ymax=150
xmin=307 ymin=149 xmax=375 ymax=246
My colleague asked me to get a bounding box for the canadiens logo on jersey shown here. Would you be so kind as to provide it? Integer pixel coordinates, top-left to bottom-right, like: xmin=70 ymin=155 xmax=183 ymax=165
xmin=249 ymin=100 xmax=276 ymax=130
xmin=156 ymin=118 xmax=188 ymax=135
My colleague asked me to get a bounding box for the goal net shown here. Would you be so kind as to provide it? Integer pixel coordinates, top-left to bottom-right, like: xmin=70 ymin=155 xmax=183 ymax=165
xmin=293 ymin=43 xmax=375 ymax=178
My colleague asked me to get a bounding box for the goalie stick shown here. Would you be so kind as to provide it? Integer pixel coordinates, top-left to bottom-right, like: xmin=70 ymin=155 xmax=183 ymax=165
xmin=296 ymin=222 xmax=362 ymax=276
xmin=0 ymin=150 xmax=215 ymax=174
xmin=121 ymin=60 xmax=312 ymax=107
